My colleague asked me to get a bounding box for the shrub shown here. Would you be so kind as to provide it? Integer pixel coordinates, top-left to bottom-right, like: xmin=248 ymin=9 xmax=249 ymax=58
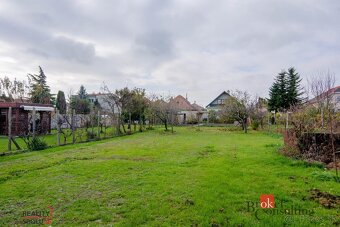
xmin=86 ymin=131 xmax=96 ymax=140
xmin=251 ymin=121 xmax=260 ymax=130
xmin=26 ymin=137 xmax=48 ymax=151
xmin=280 ymin=145 xmax=300 ymax=158
xmin=187 ymin=115 xmax=198 ymax=124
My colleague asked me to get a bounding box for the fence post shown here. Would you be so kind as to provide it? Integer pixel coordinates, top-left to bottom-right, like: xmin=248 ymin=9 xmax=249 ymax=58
xmin=171 ymin=112 xmax=174 ymax=133
xmin=32 ymin=107 xmax=36 ymax=138
xmin=129 ymin=112 xmax=132 ymax=133
xmin=72 ymin=109 xmax=76 ymax=144
xmin=97 ymin=110 xmax=100 ymax=139
xmin=57 ymin=109 xmax=61 ymax=146
xmin=8 ymin=107 xmax=12 ymax=151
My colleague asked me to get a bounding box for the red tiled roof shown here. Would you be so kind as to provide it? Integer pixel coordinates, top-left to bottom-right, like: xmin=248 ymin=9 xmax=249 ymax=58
xmin=169 ymin=95 xmax=196 ymax=111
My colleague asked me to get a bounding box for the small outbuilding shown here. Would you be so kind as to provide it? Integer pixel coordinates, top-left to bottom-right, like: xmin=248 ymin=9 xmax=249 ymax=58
xmin=0 ymin=102 xmax=54 ymax=136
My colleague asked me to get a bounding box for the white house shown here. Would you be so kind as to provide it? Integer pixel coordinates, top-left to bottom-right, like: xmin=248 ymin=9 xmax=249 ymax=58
xmin=308 ymin=86 xmax=340 ymax=112
xmin=169 ymin=95 xmax=207 ymax=124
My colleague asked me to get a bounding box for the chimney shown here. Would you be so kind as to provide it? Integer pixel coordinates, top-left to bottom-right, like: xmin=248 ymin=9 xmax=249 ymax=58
xmin=186 ymin=93 xmax=188 ymax=100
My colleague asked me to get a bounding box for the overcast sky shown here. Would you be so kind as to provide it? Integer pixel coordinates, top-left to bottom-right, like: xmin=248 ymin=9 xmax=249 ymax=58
xmin=0 ymin=0 xmax=339 ymax=105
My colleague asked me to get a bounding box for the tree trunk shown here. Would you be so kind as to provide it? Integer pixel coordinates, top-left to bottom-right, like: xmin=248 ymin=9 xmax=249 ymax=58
xmin=116 ymin=121 xmax=120 ymax=135
xmin=122 ymin=122 xmax=126 ymax=133
xmin=139 ymin=113 xmax=142 ymax=132
xmin=128 ymin=112 xmax=131 ymax=133
xmin=243 ymin=118 xmax=248 ymax=133
xmin=164 ymin=119 xmax=168 ymax=131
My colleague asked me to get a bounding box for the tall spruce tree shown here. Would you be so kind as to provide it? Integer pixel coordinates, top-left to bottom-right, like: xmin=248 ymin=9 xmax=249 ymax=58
xmin=286 ymin=67 xmax=303 ymax=106
xmin=28 ymin=66 xmax=53 ymax=104
xmin=268 ymin=81 xmax=280 ymax=111
xmin=78 ymin=85 xmax=87 ymax=99
xmin=268 ymin=71 xmax=288 ymax=111
xmin=70 ymin=85 xmax=90 ymax=114
xmin=268 ymin=67 xmax=303 ymax=111
xmin=277 ymin=71 xmax=289 ymax=110
xmin=56 ymin=90 xmax=67 ymax=114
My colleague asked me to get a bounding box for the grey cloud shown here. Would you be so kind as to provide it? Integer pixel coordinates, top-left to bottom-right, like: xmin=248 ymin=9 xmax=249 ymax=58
xmin=0 ymin=0 xmax=339 ymax=105
xmin=0 ymin=16 xmax=49 ymax=45
xmin=29 ymin=36 xmax=96 ymax=64
xmin=134 ymin=30 xmax=174 ymax=60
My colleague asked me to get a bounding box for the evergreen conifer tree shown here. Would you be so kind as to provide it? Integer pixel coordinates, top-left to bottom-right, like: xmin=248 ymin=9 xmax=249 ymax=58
xmin=28 ymin=66 xmax=53 ymax=104
xmin=56 ymin=90 xmax=67 ymax=114
xmin=286 ymin=67 xmax=303 ymax=106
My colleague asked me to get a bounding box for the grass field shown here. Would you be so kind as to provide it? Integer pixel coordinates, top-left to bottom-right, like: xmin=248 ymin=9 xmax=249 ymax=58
xmin=0 ymin=127 xmax=339 ymax=226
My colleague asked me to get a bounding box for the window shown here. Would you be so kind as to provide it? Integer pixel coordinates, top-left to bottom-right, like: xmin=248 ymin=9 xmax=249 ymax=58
xmin=216 ymin=99 xmax=224 ymax=105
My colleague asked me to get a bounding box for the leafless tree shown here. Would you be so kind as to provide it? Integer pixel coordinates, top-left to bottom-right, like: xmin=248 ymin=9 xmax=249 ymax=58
xmin=307 ymin=72 xmax=338 ymax=180
xmin=0 ymin=76 xmax=30 ymax=101
xmin=101 ymin=83 xmax=122 ymax=135
xmin=221 ymin=90 xmax=256 ymax=133
xmin=252 ymin=97 xmax=268 ymax=129
xmin=307 ymin=71 xmax=336 ymax=128
xmin=148 ymin=94 xmax=176 ymax=131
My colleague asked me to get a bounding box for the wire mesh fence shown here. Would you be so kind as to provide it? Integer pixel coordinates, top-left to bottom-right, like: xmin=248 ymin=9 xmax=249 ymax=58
xmin=0 ymin=108 xmax=147 ymax=155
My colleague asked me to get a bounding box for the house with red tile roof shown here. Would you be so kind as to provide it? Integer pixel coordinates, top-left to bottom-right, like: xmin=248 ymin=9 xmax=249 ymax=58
xmin=169 ymin=95 xmax=207 ymax=124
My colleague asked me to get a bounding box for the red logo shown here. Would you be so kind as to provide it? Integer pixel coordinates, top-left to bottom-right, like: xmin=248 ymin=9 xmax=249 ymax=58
xmin=260 ymin=194 xmax=274 ymax=209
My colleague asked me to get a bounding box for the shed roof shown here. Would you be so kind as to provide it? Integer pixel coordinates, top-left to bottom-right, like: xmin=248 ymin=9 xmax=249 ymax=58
xmin=0 ymin=102 xmax=53 ymax=109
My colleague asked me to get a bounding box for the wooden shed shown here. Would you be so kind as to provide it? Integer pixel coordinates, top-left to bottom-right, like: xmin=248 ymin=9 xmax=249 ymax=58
xmin=0 ymin=102 xmax=54 ymax=136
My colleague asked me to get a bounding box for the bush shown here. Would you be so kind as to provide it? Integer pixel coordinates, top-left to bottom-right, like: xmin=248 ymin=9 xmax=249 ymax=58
xmin=26 ymin=137 xmax=48 ymax=151
xmin=251 ymin=121 xmax=260 ymax=130
xmin=86 ymin=131 xmax=97 ymax=140
xmin=187 ymin=116 xmax=198 ymax=124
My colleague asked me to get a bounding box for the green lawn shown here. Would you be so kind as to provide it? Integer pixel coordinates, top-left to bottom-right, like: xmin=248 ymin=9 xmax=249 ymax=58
xmin=0 ymin=127 xmax=339 ymax=226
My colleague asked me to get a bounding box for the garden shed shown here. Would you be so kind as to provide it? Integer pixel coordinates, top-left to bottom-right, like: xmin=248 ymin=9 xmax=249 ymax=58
xmin=0 ymin=102 xmax=54 ymax=136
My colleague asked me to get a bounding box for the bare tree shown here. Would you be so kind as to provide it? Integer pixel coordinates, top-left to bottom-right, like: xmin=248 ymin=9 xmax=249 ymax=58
xmin=307 ymin=72 xmax=338 ymax=181
xmin=148 ymin=94 xmax=176 ymax=131
xmin=220 ymin=90 xmax=255 ymax=133
xmin=101 ymin=83 xmax=122 ymax=135
xmin=0 ymin=76 xmax=30 ymax=101
xmin=307 ymin=71 xmax=336 ymax=128
xmin=252 ymin=97 xmax=268 ymax=129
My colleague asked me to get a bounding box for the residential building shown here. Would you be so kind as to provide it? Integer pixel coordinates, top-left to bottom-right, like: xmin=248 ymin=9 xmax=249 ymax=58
xmin=87 ymin=93 xmax=120 ymax=113
xmin=308 ymin=86 xmax=340 ymax=112
xmin=206 ymin=91 xmax=231 ymax=111
xmin=169 ymin=95 xmax=207 ymax=124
